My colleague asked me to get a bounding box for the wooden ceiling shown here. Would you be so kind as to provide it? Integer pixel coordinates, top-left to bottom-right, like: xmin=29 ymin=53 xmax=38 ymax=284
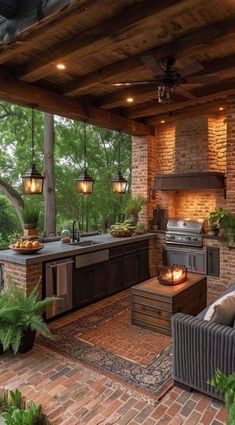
xmin=0 ymin=0 xmax=235 ymax=135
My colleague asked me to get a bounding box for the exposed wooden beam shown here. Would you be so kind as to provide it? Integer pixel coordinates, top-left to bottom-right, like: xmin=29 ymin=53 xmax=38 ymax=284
xmin=62 ymin=15 xmax=235 ymax=96
xmin=148 ymin=101 xmax=226 ymax=125
xmin=15 ymin=0 xmax=194 ymax=83
xmin=0 ymin=69 xmax=153 ymax=136
xmin=125 ymin=77 xmax=235 ymax=119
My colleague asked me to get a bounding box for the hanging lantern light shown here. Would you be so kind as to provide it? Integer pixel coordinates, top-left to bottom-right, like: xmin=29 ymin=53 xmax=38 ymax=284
xmin=111 ymin=131 xmax=128 ymax=194
xmin=76 ymin=122 xmax=95 ymax=194
xmin=21 ymin=107 xmax=44 ymax=195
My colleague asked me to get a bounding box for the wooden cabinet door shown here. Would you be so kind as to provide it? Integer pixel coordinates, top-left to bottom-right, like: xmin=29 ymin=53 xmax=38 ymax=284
xmin=137 ymin=249 xmax=149 ymax=283
xmin=123 ymin=253 xmax=138 ymax=288
xmin=73 ymin=266 xmax=91 ymax=308
xmin=91 ymin=262 xmax=108 ymax=302
xmin=108 ymin=256 xmax=123 ymax=295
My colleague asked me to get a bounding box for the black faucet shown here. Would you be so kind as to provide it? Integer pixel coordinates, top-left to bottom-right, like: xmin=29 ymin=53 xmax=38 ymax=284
xmin=72 ymin=219 xmax=81 ymax=242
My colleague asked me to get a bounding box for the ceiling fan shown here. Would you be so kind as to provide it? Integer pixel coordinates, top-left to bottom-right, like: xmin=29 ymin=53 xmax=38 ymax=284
xmin=112 ymin=56 xmax=221 ymax=104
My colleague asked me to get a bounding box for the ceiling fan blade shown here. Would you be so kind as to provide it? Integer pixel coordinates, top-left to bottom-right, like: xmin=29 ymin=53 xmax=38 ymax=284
xmin=176 ymin=86 xmax=197 ymax=100
xmin=111 ymin=80 xmax=155 ymax=87
xmin=179 ymin=61 xmax=204 ymax=78
xmin=141 ymin=55 xmax=163 ymax=75
xmin=185 ymin=75 xmax=221 ymax=84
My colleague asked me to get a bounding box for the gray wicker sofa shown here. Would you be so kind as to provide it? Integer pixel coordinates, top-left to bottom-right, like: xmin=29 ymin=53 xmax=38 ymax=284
xmin=172 ymin=285 xmax=235 ymax=400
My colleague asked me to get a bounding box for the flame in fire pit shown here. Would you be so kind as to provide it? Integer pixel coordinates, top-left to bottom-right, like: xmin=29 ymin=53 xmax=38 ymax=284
xmin=158 ymin=265 xmax=187 ymax=286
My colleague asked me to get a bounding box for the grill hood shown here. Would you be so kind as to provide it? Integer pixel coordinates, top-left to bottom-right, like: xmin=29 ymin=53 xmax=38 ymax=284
xmin=154 ymin=171 xmax=225 ymax=191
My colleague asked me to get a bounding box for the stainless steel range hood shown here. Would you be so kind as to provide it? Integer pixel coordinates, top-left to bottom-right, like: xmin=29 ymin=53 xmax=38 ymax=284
xmin=154 ymin=172 xmax=225 ymax=191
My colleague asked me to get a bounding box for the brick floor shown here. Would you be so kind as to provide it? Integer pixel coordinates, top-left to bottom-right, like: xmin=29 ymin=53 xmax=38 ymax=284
xmin=0 ymin=294 xmax=227 ymax=425
xmin=0 ymin=345 xmax=226 ymax=424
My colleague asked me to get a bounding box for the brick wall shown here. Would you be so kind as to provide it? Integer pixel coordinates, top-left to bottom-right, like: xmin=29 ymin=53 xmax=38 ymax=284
xmin=131 ymin=101 xmax=233 ymax=298
xmin=175 ymin=116 xmax=209 ymax=172
xmin=3 ymin=261 xmax=42 ymax=295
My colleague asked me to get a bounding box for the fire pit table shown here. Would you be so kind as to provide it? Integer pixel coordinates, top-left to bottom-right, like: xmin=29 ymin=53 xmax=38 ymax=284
xmin=131 ymin=272 xmax=207 ymax=336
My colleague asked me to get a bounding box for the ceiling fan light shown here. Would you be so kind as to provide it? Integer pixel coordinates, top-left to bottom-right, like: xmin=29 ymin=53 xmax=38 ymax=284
xmin=111 ymin=171 xmax=128 ymax=194
xmin=21 ymin=163 xmax=44 ymax=195
xmin=157 ymin=83 xmax=172 ymax=104
xmin=76 ymin=168 xmax=95 ymax=194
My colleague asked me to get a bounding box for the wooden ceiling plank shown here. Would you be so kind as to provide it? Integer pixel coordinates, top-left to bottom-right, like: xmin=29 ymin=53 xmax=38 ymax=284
xmin=63 ymin=15 xmax=235 ymax=96
xmin=15 ymin=0 xmax=187 ymax=83
xmin=0 ymin=69 xmax=153 ymax=136
xmin=0 ymin=0 xmax=104 ymax=65
xmin=147 ymin=100 xmax=225 ymax=125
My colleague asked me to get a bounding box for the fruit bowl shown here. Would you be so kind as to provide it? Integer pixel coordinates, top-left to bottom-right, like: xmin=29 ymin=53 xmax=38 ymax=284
xmin=9 ymin=244 xmax=44 ymax=255
xmin=109 ymin=229 xmax=135 ymax=238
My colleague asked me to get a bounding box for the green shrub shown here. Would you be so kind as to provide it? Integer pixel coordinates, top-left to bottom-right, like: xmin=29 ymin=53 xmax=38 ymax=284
xmin=210 ymin=369 xmax=235 ymax=425
xmin=0 ymin=388 xmax=44 ymax=425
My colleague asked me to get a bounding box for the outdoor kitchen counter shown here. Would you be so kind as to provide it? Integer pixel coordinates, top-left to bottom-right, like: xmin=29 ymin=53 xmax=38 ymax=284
xmin=0 ymin=233 xmax=156 ymax=265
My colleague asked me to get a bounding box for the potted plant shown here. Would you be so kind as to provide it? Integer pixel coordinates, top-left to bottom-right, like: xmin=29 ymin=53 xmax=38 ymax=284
xmin=208 ymin=207 xmax=227 ymax=236
xmin=209 ymin=207 xmax=235 ymax=247
xmin=210 ymin=369 xmax=235 ymax=425
xmin=124 ymin=195 xmax=145 ymax=225
xmin=22 ymin=202 xmax=40 ymax=237
xmin=0 ymin=282 xmax=59 ymax=354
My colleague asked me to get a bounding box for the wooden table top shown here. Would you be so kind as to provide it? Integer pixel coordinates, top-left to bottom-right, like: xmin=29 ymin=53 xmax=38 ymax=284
xmin=131 ymin=273 xmax=206 ymax=299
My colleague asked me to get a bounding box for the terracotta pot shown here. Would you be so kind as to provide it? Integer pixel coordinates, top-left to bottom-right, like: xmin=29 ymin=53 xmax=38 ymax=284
xmin=23 ymin=223 xmax=37 ymax=230
xmin=18 ymin=328 xmax=36 ymax=354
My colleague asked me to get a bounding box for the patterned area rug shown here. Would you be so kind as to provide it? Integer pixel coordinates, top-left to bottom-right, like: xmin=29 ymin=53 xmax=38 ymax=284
xmin=39 ymin=291 xmax=173 ymax=401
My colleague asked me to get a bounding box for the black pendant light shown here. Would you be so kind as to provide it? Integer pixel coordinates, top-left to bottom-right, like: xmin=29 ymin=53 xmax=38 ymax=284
xmin=76 ymin=122 xmax=95 ymax=195
xmin=111 ymin=131 xmax=128 ymax=194
xmin=21 ymin=107 xmax=44 ymax=195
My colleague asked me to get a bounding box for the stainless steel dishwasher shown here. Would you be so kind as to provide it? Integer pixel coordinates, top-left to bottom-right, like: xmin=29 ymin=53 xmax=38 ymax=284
xmin=45 ymin=257 xmax=74 ymax=319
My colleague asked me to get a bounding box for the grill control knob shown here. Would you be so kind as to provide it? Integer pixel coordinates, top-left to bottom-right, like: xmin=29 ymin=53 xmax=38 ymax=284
xmin=186 ymin=236 xmax=191 ymax=241
xmin=193 ymin=237 xmax=198 ymax=241
xmin=170 ymin=236 xmax=175 ymax=240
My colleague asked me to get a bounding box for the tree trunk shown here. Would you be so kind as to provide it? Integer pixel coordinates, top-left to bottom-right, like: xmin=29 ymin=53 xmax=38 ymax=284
xmin=43 ymin=113 xmax=56 ymax=237
xmin=0 ymin=177 xmax=23 ymax=228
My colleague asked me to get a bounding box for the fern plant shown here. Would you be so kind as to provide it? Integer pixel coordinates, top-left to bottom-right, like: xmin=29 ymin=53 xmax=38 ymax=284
xmin=210 ymin=369 xmax=235 ymax=425
xmin=0 ymin=281 xmax=59 ymax=353
xmin=0 ymin=389 xmax=43 ymax=425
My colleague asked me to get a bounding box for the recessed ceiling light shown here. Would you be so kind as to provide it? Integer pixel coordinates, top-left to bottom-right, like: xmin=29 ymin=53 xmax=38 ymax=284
xmin=160 ymin=120 xmax=165 ymax=124
xmin=219 ymin=107 xmax=224 ymax=111
xmin=56 ymin=63 xmax=66 ymax=70
xmin=126 ymin=97 xmax=134 ymax=103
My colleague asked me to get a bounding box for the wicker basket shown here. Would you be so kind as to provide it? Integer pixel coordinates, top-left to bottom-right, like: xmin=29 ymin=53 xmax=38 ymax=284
xmin=109 ymin=229 xmax=135 ymax=237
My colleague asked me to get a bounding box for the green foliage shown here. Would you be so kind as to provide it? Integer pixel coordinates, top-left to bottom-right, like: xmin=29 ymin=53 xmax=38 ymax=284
xmin=0 ymin=102 xmax=132 ymax=236
xmin=0 ymin=195 xmax=21 ymax=245
xmin=0 ymin=281 xmax=59 ymax=353
xmin=209 ymin=207 xmax=235 ymax=245
xmin=22 ymin=201 xmax=40 ymax=225
xmin=0 ymin=389 xmax=43 ymax=425
xmin=135 ymin=222 xmax=145 ymax=234
xmin=124 ymin=195 xmax=145 ymax=217
xmin=210 ymin=369 xmax=235 ymax=425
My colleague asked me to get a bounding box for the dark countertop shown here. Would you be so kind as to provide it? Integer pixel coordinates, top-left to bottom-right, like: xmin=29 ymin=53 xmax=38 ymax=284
xmin=0 ymin=233 xmax=156 ymax=265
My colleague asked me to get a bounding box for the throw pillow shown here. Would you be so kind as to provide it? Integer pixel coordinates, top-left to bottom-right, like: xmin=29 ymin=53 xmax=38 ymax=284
xmin=204 ymin=291 xmax=235 ymax=326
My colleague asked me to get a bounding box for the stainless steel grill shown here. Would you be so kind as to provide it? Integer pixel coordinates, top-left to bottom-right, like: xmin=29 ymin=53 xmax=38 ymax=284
xmin=166 ymin=218 xmax=203 ymax=247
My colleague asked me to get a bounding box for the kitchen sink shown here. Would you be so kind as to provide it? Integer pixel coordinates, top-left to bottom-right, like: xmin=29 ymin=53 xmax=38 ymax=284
xmin=69 ymin=240 xmax=101 ymax=247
